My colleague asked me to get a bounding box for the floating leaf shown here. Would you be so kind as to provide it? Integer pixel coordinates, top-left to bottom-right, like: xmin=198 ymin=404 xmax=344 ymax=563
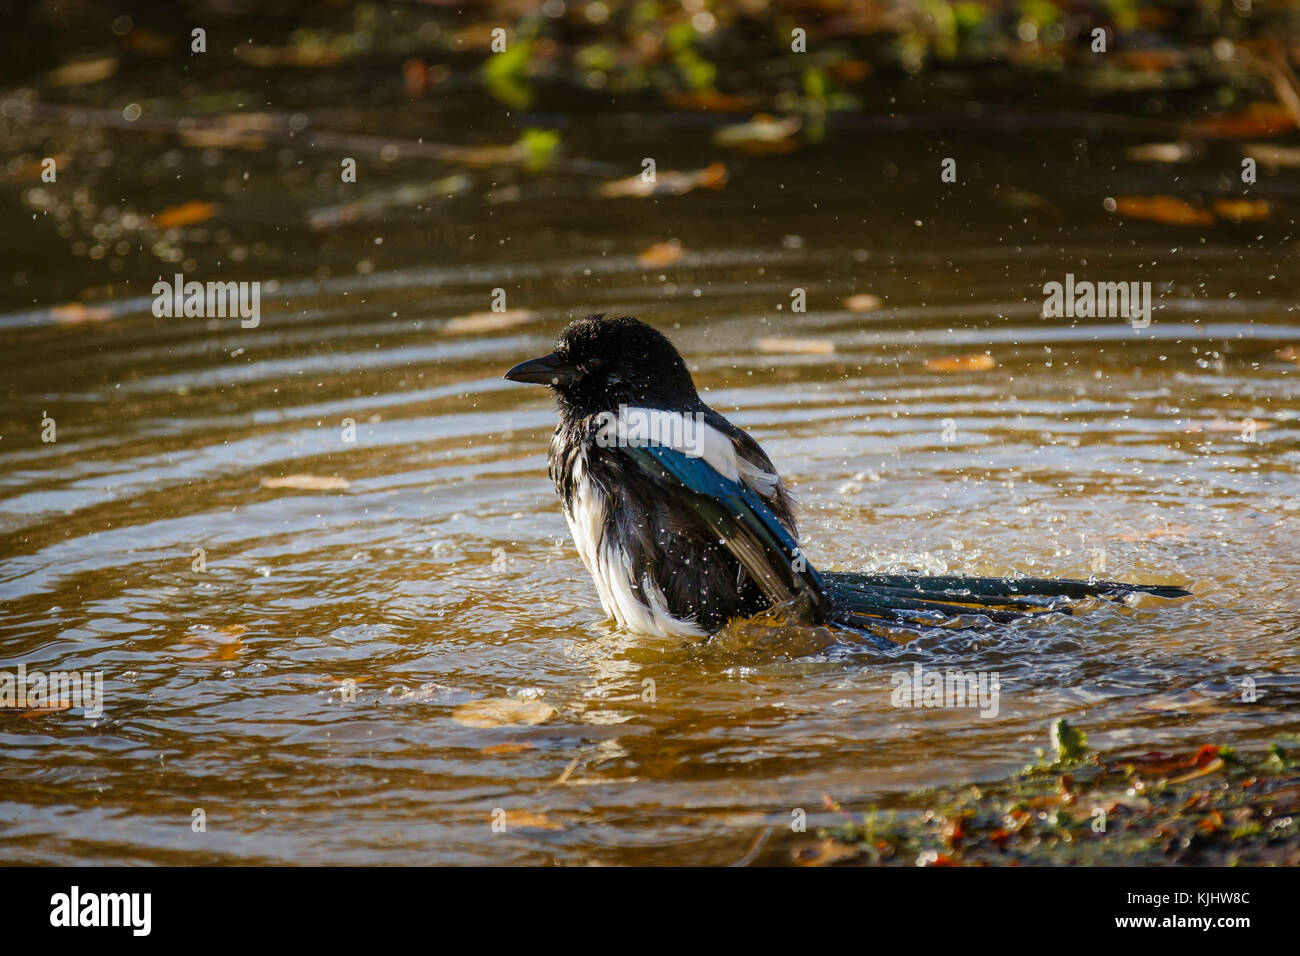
xmin=441 ymin=309 xmax=538 ymax=334
xmin=182 ymin=624 xmax=245 ymax=661
xmin=713 ymin=114 xmax=802 ymax=154
xmin=926 ymin=354 xmax=994 ymax=372
xmin=1111 ymin=195 xmax=1213 ymax=226
xmin=1212 ymin=198 xmax=1271 ymax=222
xmin=45 ymin=56 xmax=119 ymax=87
xmin=1244 ymin=142 xmax=1300 ymax=167
xmin=307 ymin=175 xmax=470 ymax=231
xmin=844 ymin=293 xmax=882 ymax=312
xmin=516 ymin=127 xmax=560 ymax=173
xmin=153 ymin=201 xmax=218 ymax=229
xmin=637 ymin=240 xmax=684 ymax=268
xmin=663 ymin=91 xmax=756 ymax=112
xmin=453 ymin=697 xmax=556 ymax=728
xmin=481 ymin=742 xmax=536 ymax=755
xmin=1125 ymin=142 xmax=1196 ymax=163
xmin=496 ymin=810 xmax=564 ymax=831
xmin=1187 ymin=103 xmax=1296 ymax=139
xmin=757 ymin=336 xmax=835 ymax=355
xmin=51 ymin=303 xmax=113 ymax=325
xmin=260 ymin=475 xmax=350 ymax=490
xmin=596 ymin=162 xmax=727 ymax=199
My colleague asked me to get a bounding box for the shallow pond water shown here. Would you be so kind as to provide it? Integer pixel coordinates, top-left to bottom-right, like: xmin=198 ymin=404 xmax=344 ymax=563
xmin=2 ymin=93 xmax=1299 ymax=864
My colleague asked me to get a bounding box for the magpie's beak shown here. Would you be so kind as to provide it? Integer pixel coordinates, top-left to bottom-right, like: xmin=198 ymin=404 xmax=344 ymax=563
xmin=504 ymin=352 xmax=575 ymax=387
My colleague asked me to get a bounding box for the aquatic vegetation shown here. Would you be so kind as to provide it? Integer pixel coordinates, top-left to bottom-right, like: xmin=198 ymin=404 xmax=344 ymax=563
xmin=794 ymin=728 xmax=1300 ymax=866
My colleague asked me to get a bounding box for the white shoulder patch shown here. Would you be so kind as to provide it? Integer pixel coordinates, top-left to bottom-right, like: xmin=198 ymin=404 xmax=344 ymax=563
xmin=608 ymin=405 xmax=781 ymax=499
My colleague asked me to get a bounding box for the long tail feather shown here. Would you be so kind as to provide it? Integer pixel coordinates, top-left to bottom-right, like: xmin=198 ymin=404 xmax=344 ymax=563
xmin=824 ymin=571 xmax=1190 ymax=628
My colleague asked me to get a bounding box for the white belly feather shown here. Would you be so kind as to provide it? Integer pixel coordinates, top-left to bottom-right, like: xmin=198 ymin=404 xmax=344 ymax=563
xmin=563 ymin=449 xmax=705 ymax=639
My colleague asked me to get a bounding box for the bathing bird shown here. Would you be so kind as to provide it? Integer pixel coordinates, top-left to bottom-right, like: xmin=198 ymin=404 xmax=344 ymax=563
xmin=505 ymin=314 xmax=1188 ymax=641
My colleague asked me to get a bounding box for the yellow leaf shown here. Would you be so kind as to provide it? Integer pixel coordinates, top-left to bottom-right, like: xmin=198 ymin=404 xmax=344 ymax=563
xmin=153 ymin=201 xmax=218 ymax=229
xmin=1111 ymin=195 xmax=1213 ymax=226
xmin=1212 ymin=198 xmax=1270 ymax=222
xmin=453 ymin=697 xmax=556 ymax=728
xmin=926 ymin=354 xmax=994 ymax=372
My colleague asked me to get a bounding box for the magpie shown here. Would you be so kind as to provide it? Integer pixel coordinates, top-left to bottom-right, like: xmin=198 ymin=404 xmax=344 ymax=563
xmin=505 ymin=314 xmax=1189 ymax=641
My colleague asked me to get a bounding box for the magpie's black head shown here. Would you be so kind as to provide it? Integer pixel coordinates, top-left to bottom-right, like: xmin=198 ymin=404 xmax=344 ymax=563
xmin=505 ymin=314 xmax=700 ymax=415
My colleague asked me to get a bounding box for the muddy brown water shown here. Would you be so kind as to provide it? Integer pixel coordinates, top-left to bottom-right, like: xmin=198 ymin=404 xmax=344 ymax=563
xmin=2 ymin=98 xmax=1299 ymax=864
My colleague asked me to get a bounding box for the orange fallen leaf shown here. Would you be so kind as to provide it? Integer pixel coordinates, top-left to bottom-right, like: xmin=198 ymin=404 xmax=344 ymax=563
xmin=260 ymin=475 xmax=350 ymax=490
xmin=756 ymin=336 xmax=835 ymax=355
xmin=153 ymin=201 xmax=218 ymax=229
xmin=1169 ymin=756 xmax=1225 ymax=785
xmin=926 ymin=354 xmax=995 ymax=372
xmin=637 ymin=240 xmax=684 ymax=268
xmin=844 ymin=293 xmax=882 ymax=312
xmin=1212 ymin=198 xmax=1271 ymax=222
xmin=596 ymin=162 xmax=726 ymax=199
xmin=1187 ymin=103 xmax=1297 ymax=139
xmin=1111 ymin=195 xmax=1213 ymax=226
xmin=182 ymin=624 xmax=245 ymax=661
